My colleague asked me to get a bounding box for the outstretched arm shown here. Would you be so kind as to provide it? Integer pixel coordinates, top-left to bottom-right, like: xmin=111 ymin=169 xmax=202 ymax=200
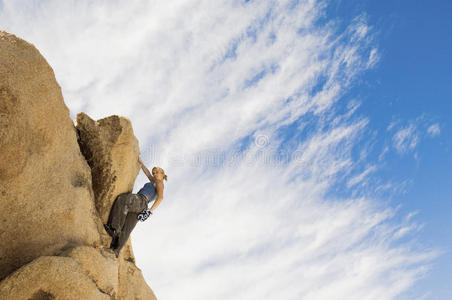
xmin=150 ymin=181 xmax=164 ymax=212
xmin=138 ymin=157 xmax=155 ymax=182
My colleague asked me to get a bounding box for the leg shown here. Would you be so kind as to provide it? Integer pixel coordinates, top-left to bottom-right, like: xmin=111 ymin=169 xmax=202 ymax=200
xmin=113 ymin=212 xmax=139 ymax=254
xmin=107 ymin=193 xmax=130 ymax=234
xmin=108 ymin=193 xmax=144 ymax=233
xmin=108 ymin=194 xmax=146 ymax=256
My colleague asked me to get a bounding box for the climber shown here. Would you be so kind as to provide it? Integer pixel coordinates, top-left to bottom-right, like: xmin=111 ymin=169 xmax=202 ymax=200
xmin=103 ymin=157 xmax=167 ymax=257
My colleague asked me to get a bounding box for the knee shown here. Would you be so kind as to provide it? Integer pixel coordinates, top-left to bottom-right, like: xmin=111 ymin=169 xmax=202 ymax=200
xmin=116 ymin=193 xmax=129 ymax=204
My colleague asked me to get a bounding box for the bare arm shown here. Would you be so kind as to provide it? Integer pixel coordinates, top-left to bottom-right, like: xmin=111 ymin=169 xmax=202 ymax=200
xmin=150 ymin=181 xmax=164 ymax=212
xmin=138 ymin=157 xmax=155 ymax=182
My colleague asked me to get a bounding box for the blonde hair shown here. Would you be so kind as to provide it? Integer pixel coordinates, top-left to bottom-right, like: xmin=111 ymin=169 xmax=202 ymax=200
xmin=153 ymin=167 xmax=168 ymax=181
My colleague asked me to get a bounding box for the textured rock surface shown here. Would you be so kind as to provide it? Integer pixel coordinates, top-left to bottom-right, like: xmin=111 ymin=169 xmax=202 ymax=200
xmin=75 ymin=112 xmax=141 ymax=263
xmin=0 ymin=30 xmax=101 ymax=280
xmin=75 ymin=112 xmax=141 ymax=225
xmin=62 ymin=246 xmax=119 ymax=297
xmin=118 ymin=260 xmax=158 ymax=300
xmin=0 ymin=31 xmax=157 ymax=299
xmin=0 ymin=256 xmax=111 ymax=300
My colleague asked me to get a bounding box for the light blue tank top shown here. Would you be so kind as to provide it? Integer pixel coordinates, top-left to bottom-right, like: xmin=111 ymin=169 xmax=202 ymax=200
xmin=137 ymin=182 xmax=158 ymax=204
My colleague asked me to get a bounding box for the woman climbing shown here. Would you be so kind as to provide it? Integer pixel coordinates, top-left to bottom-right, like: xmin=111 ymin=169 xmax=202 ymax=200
xmin=104 ymin=157 xmax=167 ymax=257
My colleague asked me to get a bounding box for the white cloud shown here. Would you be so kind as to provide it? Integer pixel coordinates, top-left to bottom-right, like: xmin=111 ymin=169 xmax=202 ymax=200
xmin=0 ymin=1 xmax=437 ymax=299
xmin=427 ymin=123 xmax=440 ymax=137
xmin=367 ymin=48 xmax=379 ymax=68
xmin=392 ymin=124 xmax=419 ymax=154
xmin=389 ymin=118 xmax=440 ymax=155
xmin=347 ymin=165 xmax=377 ymax=188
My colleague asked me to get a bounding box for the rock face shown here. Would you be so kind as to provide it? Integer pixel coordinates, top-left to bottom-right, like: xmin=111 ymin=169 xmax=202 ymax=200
xmin=0 ymin=31 xmax=156 ymax=299
xmin=75 ymin=112 xmax=141 ymax=225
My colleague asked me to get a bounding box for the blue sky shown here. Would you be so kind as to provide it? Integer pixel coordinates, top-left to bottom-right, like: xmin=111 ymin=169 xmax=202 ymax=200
xmin=330 ymin=1 xmax=452 ymax=298
xmin=1 ymin=0 xmax=451 ymax=299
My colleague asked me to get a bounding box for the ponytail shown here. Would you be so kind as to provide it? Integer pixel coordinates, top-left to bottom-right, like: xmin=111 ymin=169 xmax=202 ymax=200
xmin=159 ymin=167 xmax=168 ymax=181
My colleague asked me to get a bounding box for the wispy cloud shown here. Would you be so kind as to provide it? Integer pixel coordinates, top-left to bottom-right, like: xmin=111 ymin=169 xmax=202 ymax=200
xmin=387 ymin=117 xmax=441 ymax=156
xmin=0 ymin=1 xmax=436 ymax=299
xmin=392 ymin=124 xmax=419 ymax=154
xmin=427 ymin=123 xmax=440 ymax=137
xmin=347 ymin=165 xmax=378 ymax=188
